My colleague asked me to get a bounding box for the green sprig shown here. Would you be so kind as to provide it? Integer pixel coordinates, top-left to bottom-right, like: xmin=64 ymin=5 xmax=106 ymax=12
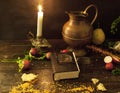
xmin=16 ymin=57 xmax=24 ymax=72
xmin=29 ymin=52 xmax=46 ymax=60
xmin=110 ymin=16 xmax=120 ymax=35
xmin=16 ymin=51 xmax=47 ymax=72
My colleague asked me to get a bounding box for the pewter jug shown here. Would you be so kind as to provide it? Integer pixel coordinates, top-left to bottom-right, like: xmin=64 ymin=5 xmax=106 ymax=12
xmin=62 ymin=4 xmax=98 ymax=48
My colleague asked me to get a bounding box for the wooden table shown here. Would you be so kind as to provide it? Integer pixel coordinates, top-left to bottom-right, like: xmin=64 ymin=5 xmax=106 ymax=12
xmin=0 ymin=39 xmax=120 ymax=93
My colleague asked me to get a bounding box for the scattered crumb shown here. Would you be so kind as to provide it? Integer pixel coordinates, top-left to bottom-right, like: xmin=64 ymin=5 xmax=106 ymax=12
xmin=91 ymin=78 xmax=107 ymax=92
xmin=91 ymin=78 xmax=99 ymax=85
xmin=67 ymin=85 xmax=94 ymax=92
xmin=21 ymin=73 xmax=37 ymax=82
xmin=9 ymin=82 xmax=40 ymax=93
xmin=10 ymin=74 xmax=108 ymax=93
xmin=97 ymin=83 xmax=107 ymax=91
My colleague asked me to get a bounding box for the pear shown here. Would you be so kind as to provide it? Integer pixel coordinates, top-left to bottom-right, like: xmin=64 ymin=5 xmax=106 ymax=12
xmin=92 ymin=28 xmax=105 ymax=45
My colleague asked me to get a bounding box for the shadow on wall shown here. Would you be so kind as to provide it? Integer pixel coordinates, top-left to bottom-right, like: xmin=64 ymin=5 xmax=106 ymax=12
xmin=0 ymin=0 xmax=119 ymax=40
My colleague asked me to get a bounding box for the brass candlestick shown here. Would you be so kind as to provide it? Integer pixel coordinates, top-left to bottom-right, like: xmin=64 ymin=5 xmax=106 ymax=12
xmin=28 ymin=32 xmax=51 ymax=49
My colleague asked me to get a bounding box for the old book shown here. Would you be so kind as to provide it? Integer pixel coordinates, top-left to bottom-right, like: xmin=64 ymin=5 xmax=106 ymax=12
xmin=51 ymin=52 xmax=80 ymax=81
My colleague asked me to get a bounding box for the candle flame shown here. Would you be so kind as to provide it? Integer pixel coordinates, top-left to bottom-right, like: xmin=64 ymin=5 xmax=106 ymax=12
xmin=38 ymin=5 xmax=42 ymax=12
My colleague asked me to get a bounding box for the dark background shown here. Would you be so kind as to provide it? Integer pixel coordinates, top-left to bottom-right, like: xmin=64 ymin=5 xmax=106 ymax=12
xmin=0 ymin=0 xmax=120 ymax=40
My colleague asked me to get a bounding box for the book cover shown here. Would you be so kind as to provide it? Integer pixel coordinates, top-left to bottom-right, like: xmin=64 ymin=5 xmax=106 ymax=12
xmin=51 ymin=52 xmax=80 ymax=81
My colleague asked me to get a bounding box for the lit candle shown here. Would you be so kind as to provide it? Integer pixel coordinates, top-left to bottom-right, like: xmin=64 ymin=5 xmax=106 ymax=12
xmin=37 ymin=5 xmax=43 ymax=37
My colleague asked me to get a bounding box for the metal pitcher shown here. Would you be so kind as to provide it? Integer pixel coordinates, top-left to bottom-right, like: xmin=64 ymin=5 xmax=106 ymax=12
xmin=62 ymin=4 xmax=98 ymax=48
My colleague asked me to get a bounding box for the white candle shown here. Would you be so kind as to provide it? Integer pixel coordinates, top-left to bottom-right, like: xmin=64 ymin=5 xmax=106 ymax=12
xmin=37 ymin=5 xmax=43 ymax=37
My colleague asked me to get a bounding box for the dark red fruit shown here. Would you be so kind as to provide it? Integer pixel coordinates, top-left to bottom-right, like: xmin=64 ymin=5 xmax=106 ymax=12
xmin=29 ymin=48 xmax=38 ymax=56
xmin=105 ymin=62 xmax=114 ymax=70
xmin=61 ymin=49 xmax=69 ymax=53
xmin=46 ymin=52 xmax=51 ymax=59
xmin=22 ymin=60 xmax=30 ymax=70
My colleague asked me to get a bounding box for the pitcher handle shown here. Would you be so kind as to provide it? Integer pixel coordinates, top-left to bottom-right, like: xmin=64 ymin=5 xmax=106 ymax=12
xmin=82 ymin=4 xmax=98 ymax=25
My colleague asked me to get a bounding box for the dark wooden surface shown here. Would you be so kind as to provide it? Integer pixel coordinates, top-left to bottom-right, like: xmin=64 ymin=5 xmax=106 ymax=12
xmin=0 ymin=39 xmax=120 ymax=93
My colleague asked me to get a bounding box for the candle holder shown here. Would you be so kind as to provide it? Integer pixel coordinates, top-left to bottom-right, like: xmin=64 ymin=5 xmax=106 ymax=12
xmin=28 ymin=32 xmax=51 ymax=50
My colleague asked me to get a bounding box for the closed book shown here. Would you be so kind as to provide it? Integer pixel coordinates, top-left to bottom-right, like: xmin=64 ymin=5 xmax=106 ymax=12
xmin=51 ymin=52 xmax=80 ymax=81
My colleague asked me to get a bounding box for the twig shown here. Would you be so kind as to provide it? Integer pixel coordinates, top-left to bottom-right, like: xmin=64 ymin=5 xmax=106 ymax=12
xmin=86 ymin=45 xmax=120 ymax=61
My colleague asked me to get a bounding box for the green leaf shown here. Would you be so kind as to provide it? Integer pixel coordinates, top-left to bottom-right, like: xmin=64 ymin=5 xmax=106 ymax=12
xmin=112 ymin=68 xmax=120 ymax=75
xmin=24 ymin=54 xmax=32 ymax=61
